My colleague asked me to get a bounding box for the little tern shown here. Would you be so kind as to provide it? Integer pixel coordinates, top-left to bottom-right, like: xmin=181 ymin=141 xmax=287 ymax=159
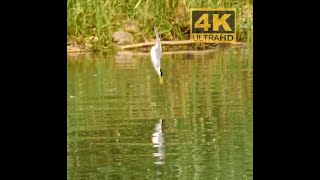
xmin=150 ymin=27 xmax=164 ymax=84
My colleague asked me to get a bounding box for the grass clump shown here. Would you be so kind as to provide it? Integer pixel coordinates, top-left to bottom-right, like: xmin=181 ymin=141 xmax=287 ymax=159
xmin=67 ymin=0 xmax=253 ymax=50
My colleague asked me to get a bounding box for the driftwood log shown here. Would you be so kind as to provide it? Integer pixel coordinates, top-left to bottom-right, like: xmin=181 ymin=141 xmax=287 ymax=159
xmin=119 ymin=40 xmax=197 ymax=50
xmin=118 ymin=40 xmax=245 ymax=50
xmin=67 ymin=40 xmax=245 ymax=53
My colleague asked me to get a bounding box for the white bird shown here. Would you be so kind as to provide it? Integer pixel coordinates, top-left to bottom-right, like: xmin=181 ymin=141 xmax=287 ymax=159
xmin=150 ymin=27 xmax=164 ymax=84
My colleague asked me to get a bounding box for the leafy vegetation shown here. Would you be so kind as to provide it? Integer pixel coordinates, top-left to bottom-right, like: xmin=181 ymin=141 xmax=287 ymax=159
xmin=67 ymin=0 xmax=252 ymax=50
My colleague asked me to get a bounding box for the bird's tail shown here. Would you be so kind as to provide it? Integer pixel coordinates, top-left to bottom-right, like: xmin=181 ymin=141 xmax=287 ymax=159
xmin=154 ymin=26 xmax=160 ymax=45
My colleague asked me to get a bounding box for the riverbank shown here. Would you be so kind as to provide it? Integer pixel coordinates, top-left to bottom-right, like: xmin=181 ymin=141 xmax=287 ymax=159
xmin=67 ymin=0 xmax=252 ymax=51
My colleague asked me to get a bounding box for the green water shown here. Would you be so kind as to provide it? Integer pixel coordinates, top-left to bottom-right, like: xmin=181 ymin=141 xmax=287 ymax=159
xmin=67 ymin=46 xmax=253 ymax=180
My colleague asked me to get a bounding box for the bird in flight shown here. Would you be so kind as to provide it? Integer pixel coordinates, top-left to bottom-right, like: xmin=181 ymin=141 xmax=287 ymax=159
xmin=150 ymin=27 xmax=164 ymax=84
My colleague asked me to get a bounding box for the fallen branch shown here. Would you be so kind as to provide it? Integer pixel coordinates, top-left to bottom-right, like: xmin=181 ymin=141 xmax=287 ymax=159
xmin=116 ymin=48 xmax=220 ymax=56
xmin=118 ymin=40 xmax=195 ymax=50
xmin=119 ymin=40 xmax=245 ymax=50
xmin=67 ymin=41 xmax=246 ymax=53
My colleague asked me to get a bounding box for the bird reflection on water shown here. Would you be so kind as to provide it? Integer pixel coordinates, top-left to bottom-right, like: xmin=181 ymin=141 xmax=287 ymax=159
xmin=152 ymin=119 xmax=165 ymax=165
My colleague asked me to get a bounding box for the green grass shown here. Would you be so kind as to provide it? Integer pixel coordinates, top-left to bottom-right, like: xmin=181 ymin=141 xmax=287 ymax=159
xmin=67 ymin=0 xmax=252 ymax=50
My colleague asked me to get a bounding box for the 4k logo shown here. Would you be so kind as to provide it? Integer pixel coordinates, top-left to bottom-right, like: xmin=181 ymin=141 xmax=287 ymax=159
xmin=190 ymin=8 xmax=236 ymax=43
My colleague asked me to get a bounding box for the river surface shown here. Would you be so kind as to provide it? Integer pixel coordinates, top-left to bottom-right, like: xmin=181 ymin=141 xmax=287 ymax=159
xmin=67 ymin=45 xmax=253 ymax=180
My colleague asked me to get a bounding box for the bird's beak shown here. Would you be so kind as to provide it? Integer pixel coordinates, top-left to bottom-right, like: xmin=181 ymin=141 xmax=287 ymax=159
xmin=159 ymin=76 xmax=164 ymax=84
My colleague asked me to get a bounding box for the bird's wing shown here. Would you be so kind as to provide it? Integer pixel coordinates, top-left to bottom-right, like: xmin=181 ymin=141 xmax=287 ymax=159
xmin=154 ymin=29 xmax=162 ymax=65
xmin=150 ymin=47 xmax=160 ymax=70
xmin=155 ymin=44 xmax=161 ymax=66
